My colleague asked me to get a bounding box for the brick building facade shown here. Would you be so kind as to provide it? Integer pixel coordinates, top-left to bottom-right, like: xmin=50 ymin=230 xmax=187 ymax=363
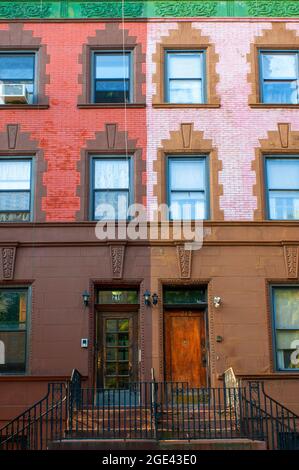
xmin=0 ymin=1 xmax=298 ymax=443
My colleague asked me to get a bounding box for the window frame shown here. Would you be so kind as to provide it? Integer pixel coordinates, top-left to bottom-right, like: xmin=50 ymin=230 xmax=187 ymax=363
xmin=90 ymin=155 xmax=134 ymax=221
xmin=259 ymin=49 xmax=299 ymax=105
xmin=0 ymin=50 xmax=38 ymax=105
xmin=0 ymin=156 xmax=34 ymax=223
xmin=164 ymin=49 xmax=206 ymax=104
xmin=270 ymin=284 xmax=299 ymax=372
xmin=0 ymin=286 xmax=31 ymax=375
xmin=264 ymin=154 xmax=299 ymax=220
xmin=91 ymin=50 xmax=133 ymax=104
xmin=166 ymin=155 xmax=210 ymax=221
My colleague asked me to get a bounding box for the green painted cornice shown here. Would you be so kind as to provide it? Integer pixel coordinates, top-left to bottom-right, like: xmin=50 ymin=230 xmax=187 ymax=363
xmin=0 ymin=1 xmax=298 ymax=20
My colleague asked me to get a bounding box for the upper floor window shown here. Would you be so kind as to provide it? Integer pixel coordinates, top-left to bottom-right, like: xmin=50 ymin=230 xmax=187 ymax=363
xmin=0 ymin=288 xmax=28 ymax=373
xmin=272 ymin=286 xmax=299 ymax=371
xmin=260 ymin=51 xmax=299 ymax=104
xmin=0 ymin=52 xmax=36 ymax=105
xmin=266 ymin=156 xmax=299 ymax=220
xmin=91 ymin=156 xmax=132 ymax=220
xmin=0 ymin=159 xmax=32 ymax=222
xmin=165 ymin=51 xmax=205 ymax=104
xmin=168 ymin=156 xmax=209 ymax=220
xmin=92 ymin=52 xmax=132 ymax=103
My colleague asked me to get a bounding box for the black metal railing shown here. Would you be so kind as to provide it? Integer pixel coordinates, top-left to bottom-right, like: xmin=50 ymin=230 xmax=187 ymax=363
xmin=0 ymin=382 xmax=66 ymax=450
xmin=0 ymin=368 xmax=298 ymax=449
xmin=67 ymin=373 xmax=247 ymax=441
xmin=241 ymin=381 xmax=299 ymax=450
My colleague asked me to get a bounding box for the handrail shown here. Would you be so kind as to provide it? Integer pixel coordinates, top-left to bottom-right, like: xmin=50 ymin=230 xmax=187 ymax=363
xmin=261 ymin=382 xmax=299 ymax=418
xmin=0 ymin=382 xmax=67 ymax=450
xmin=0 ymin=384 xmax=52 ymax=437
xmin=0 ymin=395 xmax=67 ymax=447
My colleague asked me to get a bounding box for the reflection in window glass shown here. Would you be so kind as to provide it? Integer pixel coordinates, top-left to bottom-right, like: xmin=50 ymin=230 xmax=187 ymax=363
xmin=166 ymin=51 xmax=204 ymax=104
xmin=0 ymin=53 xmax=35 ymax=104
xmin=164 ymin=287 xmax=206 ymax=305
xmin=260 ymin=52 xmax=299 ymax=104
xmin=92 ymin=158 xmax=131 ymax=220
xmin=93 ymin=52 xmax=131 ymax=103
xmin=272 ymin=287 xmax=299 ymax=370
xmin=168 ymin=157 xmax=208 ymax=220
xmin=97 ymin=290 xmax=139 ymax=304
xmin=0 ymin=289 xmax=28 ymax=373
xmin=0 ymin=159 xmax=32 ymax=222
xmin=266 ymin=157 xmax=299 ymax=219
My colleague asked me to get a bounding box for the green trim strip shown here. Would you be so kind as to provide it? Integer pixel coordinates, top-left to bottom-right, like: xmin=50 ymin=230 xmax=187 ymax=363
xmin=0 ymin=1 xmax=298 ymax=20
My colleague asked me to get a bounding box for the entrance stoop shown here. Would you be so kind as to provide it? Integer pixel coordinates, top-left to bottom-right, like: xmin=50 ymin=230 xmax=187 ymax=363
xmin=48 ymin=438 xmax=267 ymax=451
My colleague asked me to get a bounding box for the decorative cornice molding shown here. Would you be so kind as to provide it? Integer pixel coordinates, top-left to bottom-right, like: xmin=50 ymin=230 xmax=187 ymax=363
xmin=0 ymin=1 xmax=298 ymax=20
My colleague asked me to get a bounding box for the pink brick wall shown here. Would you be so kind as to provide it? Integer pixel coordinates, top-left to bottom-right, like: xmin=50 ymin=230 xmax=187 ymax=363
xmin=146 ymin=21 xmax=299 ymax=220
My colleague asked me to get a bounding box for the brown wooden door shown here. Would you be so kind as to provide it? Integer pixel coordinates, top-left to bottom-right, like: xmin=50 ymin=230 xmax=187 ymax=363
xmin=165 ymin=311 xmax=207 ymax=387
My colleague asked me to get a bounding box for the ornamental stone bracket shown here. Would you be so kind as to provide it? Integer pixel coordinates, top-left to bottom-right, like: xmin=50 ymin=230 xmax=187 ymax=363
xmin=109 ymin=244 xmax=126 ymax=279
xmin=0 ymin=245 xmax=17 ymax=280
xmin=283 ymin=244 xmax=299 ymax=279
xmin=176 ymin=245 xmax=192 ymax=279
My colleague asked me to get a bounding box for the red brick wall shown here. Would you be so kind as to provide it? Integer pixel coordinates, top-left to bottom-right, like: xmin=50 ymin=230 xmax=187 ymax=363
xmin=0 ymin=22 xmax=147 ymax=221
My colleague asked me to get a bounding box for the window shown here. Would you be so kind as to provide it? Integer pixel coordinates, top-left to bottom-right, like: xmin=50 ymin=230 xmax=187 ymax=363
xmin=0 ymin=289 xmax=28 ymax=373
xmin=0 ymin=52 xmax=36 ymax=104
xmin=0 ymin=159 xmax=32 ymax=222
xmin=165 ymin=51 xmax=205 ymax=104
xmin=260 ymin=51 xmax=299 ymax=104
xmin=92 ymin=52 xmax=132 ymax=103
xmin=168 ymin=157 xmax=209 ymax=220
xmin=265 ymin=156 xmax=299 ymax=220
xmin=91 ymin=157 xmax=132 ymax=220
xmin=272 ymin=286 xmax=299 ymax=371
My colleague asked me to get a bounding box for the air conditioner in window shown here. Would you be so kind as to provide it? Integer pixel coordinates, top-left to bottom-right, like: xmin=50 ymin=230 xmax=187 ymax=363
xmin=0 ymin=84 xmax=29 ymax=104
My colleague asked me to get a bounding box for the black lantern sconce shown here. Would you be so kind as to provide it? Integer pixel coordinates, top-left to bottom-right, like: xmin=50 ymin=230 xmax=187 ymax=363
xmin=82 ymin=290 xmax=90 ymax=307
xmin=144 ymin=290 xmax=151 ymax=306
xmin=144 ymin=290 xmax=159 ymax=306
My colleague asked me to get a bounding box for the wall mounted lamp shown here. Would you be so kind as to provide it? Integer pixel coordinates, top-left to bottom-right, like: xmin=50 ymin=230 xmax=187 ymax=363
xmin=213 ymin=296 xmax=221 ymax=309
xmin=144 ymin=291 xmax=159 ymax=306
xmin=152 ymin=293 xmax=158 ymax=305
xmin=82 ymin=290 xmax=90 ymax=307
xmin=144 ymin=290 xmax=151 ymax=306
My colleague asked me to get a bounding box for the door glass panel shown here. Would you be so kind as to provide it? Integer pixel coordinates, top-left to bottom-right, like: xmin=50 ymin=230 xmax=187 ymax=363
xmin=103 ymin=317 xmax=133 ymax=389
xmin=118 ymin=319 xmax=129 ymax=331
xmin=164 ymin=287 xmax=206 ymax=305
xmin=106 ymin=333 xmax=117 ymax=346
xmin=118 ymin=348 xmax=128 ymax=360
xmin=97 ymin=290 xmax=139 ymax=304
xmin=106 ymin=348 xmax=117 ymax=360
xmin=106 ymin=319 xmax=117 ymax=332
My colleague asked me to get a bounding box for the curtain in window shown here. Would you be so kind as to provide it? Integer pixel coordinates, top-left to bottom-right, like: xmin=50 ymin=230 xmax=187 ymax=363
xmin=94 ymin=160 xmax=129 ymax=189
xmin=274 ymin=288 xmax=299 ymax=328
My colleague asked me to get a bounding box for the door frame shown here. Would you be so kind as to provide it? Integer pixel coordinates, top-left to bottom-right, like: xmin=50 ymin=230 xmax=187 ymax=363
xmin=159 ymin=281 xmax=210 ymax=388
xmin=163 ymin=308 xmax=209 ymax=387
xmin=95 ymin=309 xmax=139 ymax=388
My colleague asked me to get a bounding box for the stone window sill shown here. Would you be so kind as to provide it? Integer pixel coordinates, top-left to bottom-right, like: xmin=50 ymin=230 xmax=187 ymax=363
xmin=78 ymin=103 xmax=146 ymax=109
xmin=0 ymin=104 xmax=49 ymax=110
xmin=152 ymin=103 xmax=221 ymax=109
xmin=250 ymin=103 xmax=299 ymax=109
